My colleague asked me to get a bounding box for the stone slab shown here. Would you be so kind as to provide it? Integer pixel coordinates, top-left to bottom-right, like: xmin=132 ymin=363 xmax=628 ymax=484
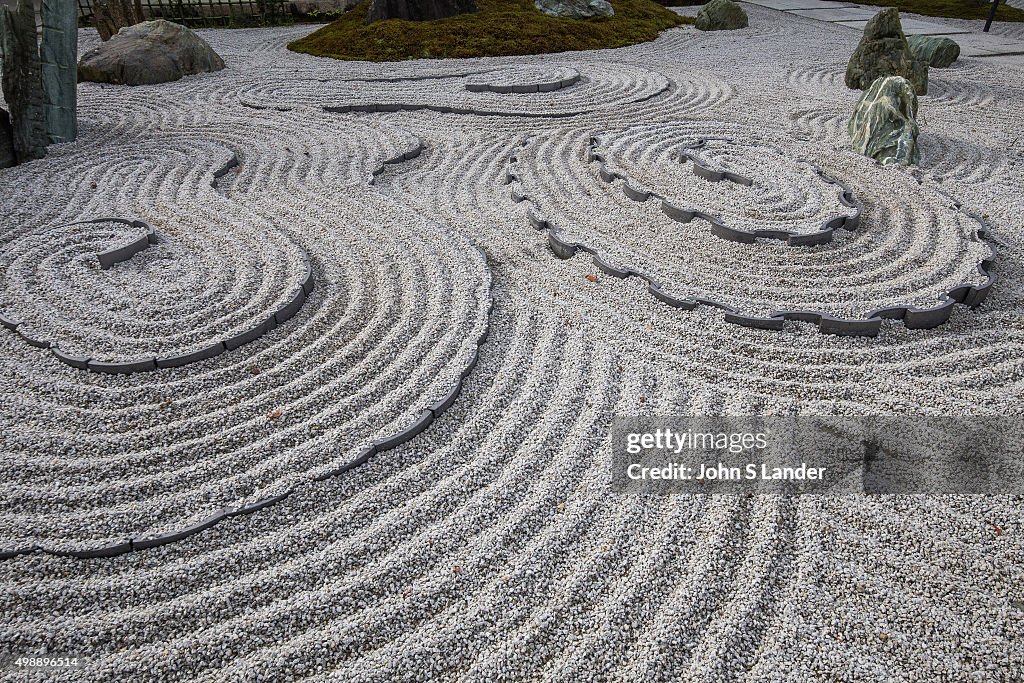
xmin=790 ymin=7 xmax=878 ymax=20
xmin=834 ymin=19 xmax=971 ymax=35
xmin=740 ymin=0 xmax=854 ymax=9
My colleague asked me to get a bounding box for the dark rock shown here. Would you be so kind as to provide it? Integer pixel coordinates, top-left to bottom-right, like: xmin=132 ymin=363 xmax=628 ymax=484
xmin=77 ymin=20 xmax=225 ymax=86
xmin=696 ymin=0 xmax=748 ymax=31
xmin=0 ymin=108 xmax=15 ymax=168
xmin=534 ymin=0 xmax=614 ymax=19
xmin=366 ymin=0 xmax=478 ymax=23
xmin=907 ymin=35 xmax=960 ymax=68
xmin=846 ymin=8 xmax=927 ymax=95
xmin=848 ymin=75 xmax=920 ymax=166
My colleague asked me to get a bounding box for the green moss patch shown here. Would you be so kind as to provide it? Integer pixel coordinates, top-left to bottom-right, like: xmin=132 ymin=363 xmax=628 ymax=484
xmin=288 ymin=0 xmax=690 ymax=62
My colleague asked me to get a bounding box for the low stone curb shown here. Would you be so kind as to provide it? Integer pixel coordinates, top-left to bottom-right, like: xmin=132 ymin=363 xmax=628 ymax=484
xmin=368 ymin=137 xmax=425 ymax=186
xmin=465 ymin=72 xmax=580 ymax=94
xmin=0 ymin=278 xmax=496 ymax=562
xmin=0 ymin=217 xmax=316 ymax=375
xmin=508 ymin=141 xmax=995 ymax=337
xmin=95 ymin=218 xmax=158 ymax=269
xmin=589 ymin=137 xmax=862 ymax=247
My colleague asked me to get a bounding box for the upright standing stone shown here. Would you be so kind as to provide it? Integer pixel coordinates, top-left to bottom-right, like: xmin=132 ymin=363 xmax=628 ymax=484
xmin=845 ymin=8 xmax=927 ymax=95
xmin=848 ymin=75 xmax=920 ymax=166
xmin=40 ymin=0 xmax=78 ymax=144
xmin=695 ymin=0 xmax=748 ymax=31
xmin=0 ymin=0 xmax=48 ymax=163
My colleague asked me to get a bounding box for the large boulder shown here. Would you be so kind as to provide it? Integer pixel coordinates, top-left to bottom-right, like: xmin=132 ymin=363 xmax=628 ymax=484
xmin=77 ymin=20 xmax=225 ymax=86
xmin=534 ymin=0 xmax=614 ymax=19
xmin=907 ymin=35 xmax=960 ymax=68
xmin=0 ymin=109 xmax=15 ymax=169
xmin=696 ymin=0 xmax=749 ymax=31
xmin=846 ymin=8 xmax=927 ymax=95
xmin=848 ymin=75 xmax=920 ymax=166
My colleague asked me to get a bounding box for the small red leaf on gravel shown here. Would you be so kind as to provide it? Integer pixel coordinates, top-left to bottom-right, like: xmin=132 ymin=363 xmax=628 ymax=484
xmin=585 ymin=274 xmax=599 ymax=283
xmin=268 ymin=408 xmax=283 ymax=421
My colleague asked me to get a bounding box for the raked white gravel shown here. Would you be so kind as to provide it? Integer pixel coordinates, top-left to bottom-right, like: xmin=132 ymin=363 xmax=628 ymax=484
xmin=0 ymin=5 xmax=1022 ymax=682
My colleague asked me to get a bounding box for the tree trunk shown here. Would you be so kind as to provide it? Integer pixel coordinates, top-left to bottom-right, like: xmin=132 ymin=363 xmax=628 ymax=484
xmin=365 ymin=0 xmax=477 ymax=24
xmin=93 ymin=0 xmax=145 ymax=41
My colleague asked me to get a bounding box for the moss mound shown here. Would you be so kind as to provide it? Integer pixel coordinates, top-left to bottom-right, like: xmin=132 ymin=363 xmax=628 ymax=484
xmin=288 ymin=0 xmax=690 ymax=62
xmin=836 ymin=0 xmax=1024 ymax=22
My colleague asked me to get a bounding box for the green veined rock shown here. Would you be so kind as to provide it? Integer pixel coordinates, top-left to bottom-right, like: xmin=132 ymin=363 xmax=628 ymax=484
xmin=848 ymin=75 xmax=920 ymax=167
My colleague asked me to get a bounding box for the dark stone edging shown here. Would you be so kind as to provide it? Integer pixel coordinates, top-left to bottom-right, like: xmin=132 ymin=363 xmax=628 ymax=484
xmin=314 ymin=77 xmax=670 ymax=120
xmin=507 ymin=141 xmax=996 ymax=337
xmin=465 ymin=72 xmax=580 ymax=94
xmin=0 ymin=217 xmax=315 ymax=374
xmin=94 ymin=218 xmax=158 ymax=269
xmin=210 ymin=154 xmax=240 ymax=190
xmin=588 ymin=137 xmax=863 ymax=247
xmin=0 ymin=282 xmax=495 ymax=561
xmin=368 ymin=138 xmax=425 ymax=186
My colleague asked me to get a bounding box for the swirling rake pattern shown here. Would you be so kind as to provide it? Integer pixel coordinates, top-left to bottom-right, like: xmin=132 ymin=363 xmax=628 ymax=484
xmin=1 ymin=4 xmax=1023 ymax=681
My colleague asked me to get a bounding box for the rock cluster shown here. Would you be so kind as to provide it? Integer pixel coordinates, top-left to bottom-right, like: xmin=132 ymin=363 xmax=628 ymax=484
xmin=366 ymin=0 xmax=478 ymax=23
xmin=845 ymin=8 xmax=927 ymax=95
xmin=534 ymin=0 xmax=614 ymax=19
xmin=848 ymin=75 xmax=920 ymax=166
xmin=78 ymin=20 xmax=225 ymax=86
xmin=908 ymin=35 xmax=960 ymax=68
xmin=695 ymin=0 xmax=749 ymax=31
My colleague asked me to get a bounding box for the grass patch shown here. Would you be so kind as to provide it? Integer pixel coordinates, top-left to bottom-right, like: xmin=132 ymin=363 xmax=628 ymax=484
xmin=288 ymin=0 xmax=690 ymax=62
xmin=832 ymin=0 xmax=1024 ymax=22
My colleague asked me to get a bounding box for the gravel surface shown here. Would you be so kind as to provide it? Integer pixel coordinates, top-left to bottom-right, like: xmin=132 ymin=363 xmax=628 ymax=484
xmin=0 ymin=5 xmax=1022 ymax=681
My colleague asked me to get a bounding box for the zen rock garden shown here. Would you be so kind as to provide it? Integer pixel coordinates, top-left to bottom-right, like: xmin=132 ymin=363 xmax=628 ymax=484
xmin=0 ymin=0 xmax=1020 ymax=680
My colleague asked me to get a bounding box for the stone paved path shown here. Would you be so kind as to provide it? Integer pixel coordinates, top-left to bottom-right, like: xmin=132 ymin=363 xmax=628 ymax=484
xmin=741 ymin=0 xmax=1024 ymax=60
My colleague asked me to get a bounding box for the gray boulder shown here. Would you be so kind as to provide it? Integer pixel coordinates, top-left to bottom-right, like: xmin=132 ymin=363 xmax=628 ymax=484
xmin=696 ymin=0 xmax=749 ymax=31
xmin=907 ymin=35 xmax=960 ymax=68
xmin=534 ymin=0 xmax=614 ymax=19
xmin=846 ymin=8 xmax=927 ymax=95
xmin=78 ymin=20 xmax=225 ymax=86
xmin=0 ymin=109 xmax=15 ymax=169
xmin=848 ymin=75 xmax=920 ymax=166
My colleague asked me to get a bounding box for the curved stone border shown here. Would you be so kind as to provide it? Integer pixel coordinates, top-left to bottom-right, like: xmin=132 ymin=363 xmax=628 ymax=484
xmin=0 ymin=218 xmax=316 ymax=374
xmin=588 ymin=138 xmax=862 ymax=247
xmin=313 ymin=79 xmax=671 ymax=120
xmin=465 ymin=70 xmax=580 ymax=94
xmin=94 ymin=218 xmax=158 ymax=269
xmin=210 ymin=154 xmax=240 ymax=190
xmin=507 ymin=142 xmax=996 ymax=337
xmin=0 ymin=279 xmax=495 ymax=561
xmin=679 ymin=142 xmax=754 ymax=187
xmin=368 ymin=137 xmax=425 ymax=186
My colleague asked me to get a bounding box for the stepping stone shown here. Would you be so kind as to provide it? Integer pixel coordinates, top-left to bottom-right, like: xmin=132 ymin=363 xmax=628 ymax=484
xmin=835 ymin=18 xmax=971 ymax=35
xmin=740 ymin=0 xmax=854 ymax=9
xmin=790 ymin=7 xmax=878 ymax=21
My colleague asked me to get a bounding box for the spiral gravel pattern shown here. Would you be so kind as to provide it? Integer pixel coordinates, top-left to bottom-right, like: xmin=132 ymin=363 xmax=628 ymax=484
xmin=1 ymin=6 xmax=1022 ymax=681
